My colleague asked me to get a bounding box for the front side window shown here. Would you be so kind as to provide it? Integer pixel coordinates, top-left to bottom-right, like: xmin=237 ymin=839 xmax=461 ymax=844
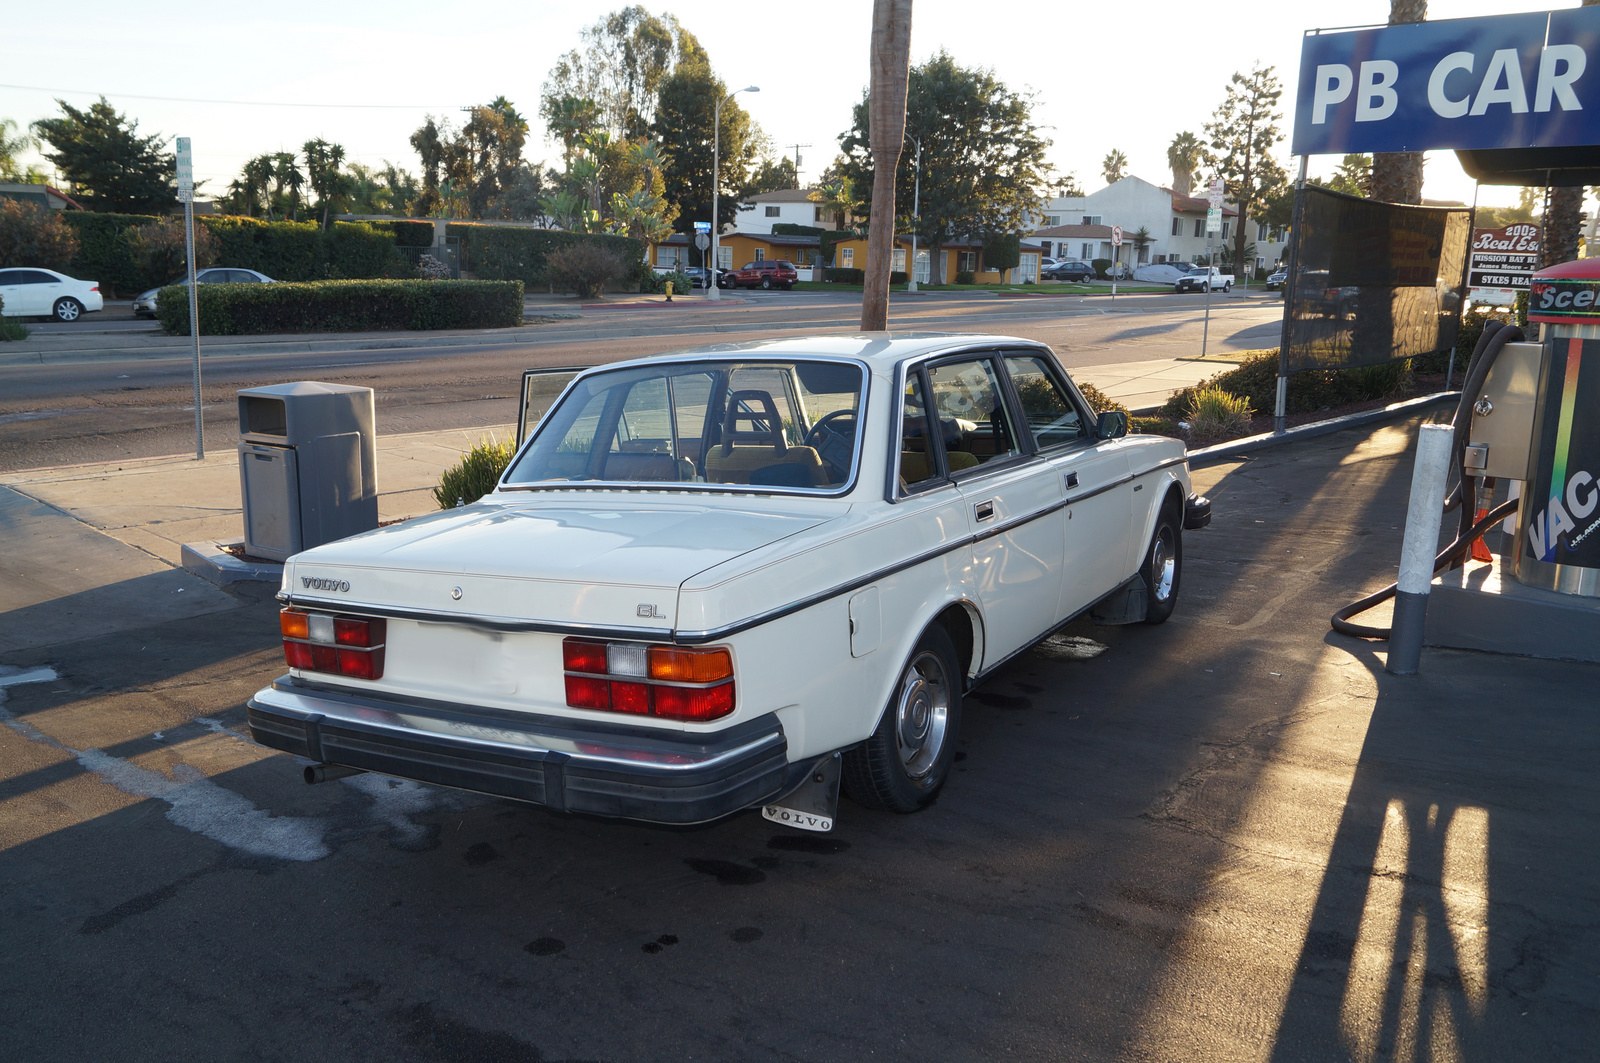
xmin=1005 ymin=354 xmax=1087 ymax=449
xmin=505 ymin=360 xmax=865 ymax=492
xmin=925 ymin=357 xmax=1020 ymax=472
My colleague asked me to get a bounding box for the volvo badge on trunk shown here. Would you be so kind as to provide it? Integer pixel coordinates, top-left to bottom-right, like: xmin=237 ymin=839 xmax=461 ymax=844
xmin=301 ymin=577 xmax=351 ymax=592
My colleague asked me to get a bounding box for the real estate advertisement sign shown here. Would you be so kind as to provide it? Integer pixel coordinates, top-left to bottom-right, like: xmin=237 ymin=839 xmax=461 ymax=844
xmin=1469 ymin=224 xmax=1540 ymax=305
xmin=1293 ymin=7 xmax=1600 ymax=155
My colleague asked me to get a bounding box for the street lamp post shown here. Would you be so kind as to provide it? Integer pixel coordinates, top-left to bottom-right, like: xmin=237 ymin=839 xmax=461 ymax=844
xmin=708 ymin=85 xmax=759 ymax=301
xmin=905 ymin=133 xmax=921 ymax=292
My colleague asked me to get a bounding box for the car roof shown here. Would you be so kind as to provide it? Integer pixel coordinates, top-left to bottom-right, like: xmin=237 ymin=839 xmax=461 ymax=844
xmin=592 ymin=333 xmax=1051 ymax=373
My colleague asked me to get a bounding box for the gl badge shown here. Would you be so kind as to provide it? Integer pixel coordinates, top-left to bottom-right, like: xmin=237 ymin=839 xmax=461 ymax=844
xmin=636 ymin=603 xmax=666 ymax=619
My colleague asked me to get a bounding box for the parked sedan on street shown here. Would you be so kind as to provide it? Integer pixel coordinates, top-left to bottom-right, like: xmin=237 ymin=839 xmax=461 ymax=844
xmin=249 ymin=334 xmax=1210 ymax=832
xmin=1043 ymin=259 xmax=1096 ymax=282
xmin=681 ymin=266 xmax=722 ymax=290
xmin=132 ymin=267 xmax=276 ymax=318
xmin=0 ymin=267 xmax=104 ymax=322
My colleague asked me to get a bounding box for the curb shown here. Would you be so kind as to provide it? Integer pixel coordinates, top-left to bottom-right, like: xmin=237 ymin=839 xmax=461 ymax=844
xmin=1186 ymin=391 xmax=1461 ymax=468
xmin=181 ymin=538 xmax=283 ymax=586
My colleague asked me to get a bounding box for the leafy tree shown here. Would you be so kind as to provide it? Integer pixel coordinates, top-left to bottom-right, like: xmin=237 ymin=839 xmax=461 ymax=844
xmin=1052 ymin=172 xmax=1085 ymax=198
xmin=651 ymin=57 xmax=761 ymax=237
xmin=1203 ymin=65 xmax=1288 ymax=279
xmin=748 ymin=156 xmax=799 ymax=196
xmin=271 ymin=151 xmax=305 ymax=220
xmin=0 ymin=200 xmax=78 ymax=270
xmin=1 ymin=119 xmax=43 ymax=182
xmin=541 ymin=7 xmax=706 ymax=139
xmin=1101 ymin=149 xmax=1128 ymax=186
xmin=1328 ymin=153 xmax=1372 ymax=197
xmin=303 ymin=139 xmax=351 ymax=229
xmin=838 ymin=51 xmax=1051 ymax=277
xmin=408 ymin=100 xmax=528 ymax=219
xmin=861 ymin=0 xmax=912 ymax=328
xmin=32 ymin=97 xmax=174 ymax=213
xmin=489 ymin=163 xmax=556 ymax=222
xmin=1166 ymin=132 xmax=1203 ymax=196
xmin=1370 ymin=0 xmax=1427 ymax=204
xmin=124 ymin=217 xmax=217 ymax=284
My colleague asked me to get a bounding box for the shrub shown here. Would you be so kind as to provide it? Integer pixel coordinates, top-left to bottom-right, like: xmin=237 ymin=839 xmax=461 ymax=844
xmin=123 ymin=217 xmax=217 ymax=285
xmin=325 ymin=221 xmax=407 ymax=279
xmin=417 ymin=254 xmax=451 ymax=280
xmin=157 ymin=279 xmax=524 ymax=335
xmin=981 ymin=232 xmax=1021 ymax=273
xmin=664 ymin=269 xmax=693 ymax=296
xmin=824 ymin=267 xmax=864 ymax=284
xmin=449 ymin=224 xmax=644 ymax=288
xmin=1074 ymin=380 xmax=1127 ymax=416
xmin=0 ymin=200 xmax=80 ymax=271
xmin=890 ymin=271 xmax=908 ymax=285
xmin=1131 ymin=415 xmax=1182 ymax=437
xmin=1158 ymin=349 xmax=1416 ymax=420
xmin=1092 ymin=258 xmax=1112 ymax=278
xmin=434 ymin=435 xmax=515 ymax=509
xmin=1187 ymin=387 xmax=1254 ymax=444
xmin=0 ymin=294 xmax=29 ymax=341
xmin=387 ymin=220 xmax=435 ymax=247
xmin=546 ymin=243 xmax=626 ymax=299
xmin=59 ymin=211 xmax=159 ymax=293
xmin=954 ymin=269 xmax=976 ymax=285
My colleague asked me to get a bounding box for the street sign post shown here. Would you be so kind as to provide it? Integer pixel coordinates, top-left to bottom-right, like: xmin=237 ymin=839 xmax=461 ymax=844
xmin=694 ymin=234 xmax=710 ymax=250
xmin=1110 ymin=226 xmax=1123 ymax=298
xmin=177 ymin=137 xmax=202 ymax=460
xmin=693 ymin=221 xmax=710 ymax=233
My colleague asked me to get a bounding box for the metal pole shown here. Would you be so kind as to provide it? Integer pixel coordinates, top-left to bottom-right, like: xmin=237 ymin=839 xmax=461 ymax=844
xmin=1200 ymin=241 xmax=1211 ymax=358
xmin=1275 ymin=155 xmax=1311 ymax=434
xmin=708 ymin=97 xmax=722 ymax=303
xmin=1388 ymin=423 xmax=1454 ymax=674
xmin=185 ymin=195 xmax=203 ymax=460
xmin=907 ymin=135 xmax=920 ymax=292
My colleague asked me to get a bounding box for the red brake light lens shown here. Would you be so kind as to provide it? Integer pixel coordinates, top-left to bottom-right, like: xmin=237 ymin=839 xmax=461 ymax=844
xmin=562 ymin=639 xmax=609 ymax=674
xmin=561 ymin=637 xmax=735 ymax=722
xmin=283 ymin=609 xmax=385 ymax=680
xmin=651 ymin=682 xmax=736 ymax=722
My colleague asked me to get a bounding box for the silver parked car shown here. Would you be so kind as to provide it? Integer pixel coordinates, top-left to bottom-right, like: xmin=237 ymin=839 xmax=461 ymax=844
xmin=132 ymin=267 xmax=275 ymax=318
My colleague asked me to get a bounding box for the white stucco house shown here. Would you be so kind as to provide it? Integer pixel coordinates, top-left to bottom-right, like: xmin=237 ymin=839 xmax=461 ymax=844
xmin=1032 ymin=175 xmax=1289 ymax=277
xmin=732 ymin=188 xmax=842 ymax=234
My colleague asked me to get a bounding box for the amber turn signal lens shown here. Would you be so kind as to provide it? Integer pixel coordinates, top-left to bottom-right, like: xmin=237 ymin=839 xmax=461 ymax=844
xmin=280 ymin=608 xmax=309 ymax=640
xmin=647 ymin=647 xmax=733 ymax=683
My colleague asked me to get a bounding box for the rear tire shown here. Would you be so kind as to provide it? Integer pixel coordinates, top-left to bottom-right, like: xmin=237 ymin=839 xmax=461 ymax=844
xmin=53 ymin=298 xmax=83 ymax=322
xmin=843 ymin=624 xmax=963 ymax=812
xmin=761 ymin=277 xmax=773 ymax=290
xmin=1140 ymin=504 xmax=1183 ymax=624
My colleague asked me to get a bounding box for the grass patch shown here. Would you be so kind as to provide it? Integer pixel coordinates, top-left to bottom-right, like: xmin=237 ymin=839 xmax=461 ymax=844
xmin=0 ymin=320 xmax=30 ymax=342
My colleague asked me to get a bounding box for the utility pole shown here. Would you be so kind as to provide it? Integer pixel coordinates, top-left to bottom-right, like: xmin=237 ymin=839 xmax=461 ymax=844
xmin=786 ymin=143 xmax=811 ymax=187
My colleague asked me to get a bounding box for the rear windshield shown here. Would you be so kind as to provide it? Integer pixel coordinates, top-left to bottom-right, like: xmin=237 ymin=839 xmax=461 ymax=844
xmin=503 ymin=359 xmax=866 ymax=492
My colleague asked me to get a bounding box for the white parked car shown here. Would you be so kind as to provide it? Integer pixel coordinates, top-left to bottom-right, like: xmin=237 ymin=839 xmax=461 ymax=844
xmin=248 ymin=334 xmax=1211 ymax=831
xmin=0 ymin=267 xmax=104 ymax=322
xmin=132 ymin=267 xmax=276 ymax=318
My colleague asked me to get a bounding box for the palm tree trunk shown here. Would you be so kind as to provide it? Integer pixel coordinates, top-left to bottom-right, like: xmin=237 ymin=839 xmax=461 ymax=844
xmin=1371 ymin=0 xmax=1427 ymax=204
xmin=861 ymin=0 xmax=913 ymax=332
xmin=1541 ymin=1 xmax=1600 ymax=264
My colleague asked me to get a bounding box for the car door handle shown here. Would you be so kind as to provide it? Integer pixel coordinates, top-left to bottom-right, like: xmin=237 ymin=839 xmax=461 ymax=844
xmin=974 ymin=500 xmax=995 ymax=521
xmin=1064 ymin=471 xmax=1080 ymax=489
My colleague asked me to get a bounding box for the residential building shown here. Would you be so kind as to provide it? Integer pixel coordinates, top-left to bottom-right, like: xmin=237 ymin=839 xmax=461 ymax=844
xmin=0 ymin=182 xmax=84 ymax=211
xmin=731 ymin=188 xmax=841 ymax=234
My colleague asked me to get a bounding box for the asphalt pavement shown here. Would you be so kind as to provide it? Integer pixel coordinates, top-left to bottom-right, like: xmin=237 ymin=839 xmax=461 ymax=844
xmin=1 ymin=413 xmax=1594 ymax=1062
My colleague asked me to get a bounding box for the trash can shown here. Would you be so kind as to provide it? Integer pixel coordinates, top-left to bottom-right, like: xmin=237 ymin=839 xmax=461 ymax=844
xmin=237 ymin=382 xmax=378 ymax=561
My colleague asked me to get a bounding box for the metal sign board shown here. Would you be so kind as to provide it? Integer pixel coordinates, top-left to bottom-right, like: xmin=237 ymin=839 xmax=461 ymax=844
xmin=175 ymin=136 xmax=193 ymax=194
xmin=694 ymin=233 xmax=710 ymax=250
xmin=1111 ymin=226 xmax=1123 ymax=247
xmin=693 ymin=221 xmax=711 ymax=233
xmin=1207 ymin=178 xmax=1225 ymax=208
xmin=1293 ymin=8 xmax=1600 ymax=155
xmin=1205 ymin=206 xmax=1222 ymax=234
xmin=1468 ymin=224 xmax=1540 ymax=293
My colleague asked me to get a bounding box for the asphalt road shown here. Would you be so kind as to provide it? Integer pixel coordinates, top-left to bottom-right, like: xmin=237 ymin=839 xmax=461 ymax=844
xmin=2 ymin=416 xmax=1594 ymax=1061
xmin=0 ymin=291 xmax=1284 ymax=471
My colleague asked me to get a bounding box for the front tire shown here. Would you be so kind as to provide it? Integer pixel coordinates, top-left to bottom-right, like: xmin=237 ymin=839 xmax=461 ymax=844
xmin=761 ymin=276 xmax=773 ymax=290
xmin=53 ymin=298 xmax=83 ymax=322
xmin=843 ymin=624 xmax=963 ymax=812
xmin=1140 ymin=504 xmax=1183 ymax=624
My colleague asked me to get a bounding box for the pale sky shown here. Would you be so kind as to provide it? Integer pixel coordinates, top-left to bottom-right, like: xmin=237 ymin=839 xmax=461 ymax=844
xmin=1 ymin=0 xmax=1585 ymax=214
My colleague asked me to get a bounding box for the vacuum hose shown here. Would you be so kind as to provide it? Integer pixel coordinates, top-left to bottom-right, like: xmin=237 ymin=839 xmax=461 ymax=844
xmin=1329 ymin=319 xmax=1525 ymax=640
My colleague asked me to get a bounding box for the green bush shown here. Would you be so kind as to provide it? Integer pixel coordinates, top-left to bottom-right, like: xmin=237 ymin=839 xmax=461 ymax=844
xmin=325 ymin=221 xmax=409 ymax=279
xmin=1158 ymin=349 xmax=1415 ymax=420
xmin=1131 ymin=415 xmax=1181 ymax=437
xmin=123 ymin=217 xmax=217 ymax=283
xmin=1075 ymin=380 xmax=1127 ymax=415
xmin=890 ymin=271 xmax=908 ymax=284
xmin=954 ymin=269 xmax=976 ymax=285
xmin=982 ymin=232 xmax=1021 ymax=272
xmin=1413 ymin=304 xmax=1514 ymax=375
xmin=449 ymin=224 xmax=644 ymax=288
xmin=434 ymin=435 xmax=515 ymax=509
xmin=386 ymin=220 xmax=435 ymax=247
xmin=546 ymin=244 xmax=626 ymax=299
xmin=0 ymin=200 xmax=80 ymax=272
xmin=1092 ymin=258 xmax=1112 ymax=278
xmin=0 ymin=294 xmax=29 ymax=341
xmin=60 ymin=212 xmax=160 ymax=294
xmin=824 ymin=267 xmax=864 ymax=284
xmin=157 ymin=279 xmax=524 ymax=336
xmin=1187 ymin=387 xmax=1254 ymax=444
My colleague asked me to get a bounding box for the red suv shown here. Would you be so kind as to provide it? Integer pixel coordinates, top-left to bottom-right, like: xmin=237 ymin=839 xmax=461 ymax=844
xmin=719 ymin=259 xmax=798 ymax=290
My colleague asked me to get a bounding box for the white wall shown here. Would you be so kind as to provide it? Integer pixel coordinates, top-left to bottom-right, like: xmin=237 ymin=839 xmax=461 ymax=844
xmin=733 ymin=198 xmax=826 ymax=234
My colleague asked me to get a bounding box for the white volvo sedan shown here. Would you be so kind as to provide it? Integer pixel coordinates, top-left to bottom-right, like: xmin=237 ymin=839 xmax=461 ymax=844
xmin=248 ymin=334 xmax=1210 ymax=831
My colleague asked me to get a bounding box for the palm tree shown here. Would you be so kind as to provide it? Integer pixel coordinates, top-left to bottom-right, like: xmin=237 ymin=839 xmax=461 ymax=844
xmin=1166 ymin=133 xmax=1203 ymax=197
xmin=861 ymin=0 xmax=913 ymax=331
xmin=1370 ymin=0 xmax=1427 ymax=202
xmin=1101 ymin=149 xmax=1129 ymax=186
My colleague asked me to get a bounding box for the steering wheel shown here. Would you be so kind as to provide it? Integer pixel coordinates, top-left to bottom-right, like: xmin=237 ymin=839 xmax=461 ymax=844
xmin=803 ymin=409 xmax=857 ymax=474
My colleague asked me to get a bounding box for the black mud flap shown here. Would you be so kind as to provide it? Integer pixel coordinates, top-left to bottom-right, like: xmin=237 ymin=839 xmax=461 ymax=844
xmin=1090 ymin=576 xmax=1148 ymax=625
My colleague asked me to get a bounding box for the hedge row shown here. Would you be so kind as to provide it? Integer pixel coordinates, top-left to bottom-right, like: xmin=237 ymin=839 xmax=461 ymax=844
xmin=1157 ymin=349 xmax=1414 ymax=420
xmin=448 ymin=224 xmax=646 ymax=288
xmin=60 ymin=213 xmax=413 ymax=294
xmin=820 ymin=268 xmax=909 ymax=284
xmin=156 ymin=279 xmax=524 ymax=336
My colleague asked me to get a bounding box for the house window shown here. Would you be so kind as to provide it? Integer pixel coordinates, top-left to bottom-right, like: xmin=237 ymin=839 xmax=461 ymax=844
xmin=1081 ymin=243 xmax=1093 ymax=260
xmin=1171 ymin=217 xmax=1182 ymax=236
xmin=958 ymin=250 xmax=977 ymax=272
xmin=657 ymin=246 xmax=682 ymax=268
xmin=841 ymin=247 xmax=855 ymax=269
xmin=1020 ymin=254 xmax=1038 ymax=282
xmin=717 ymin=245 xmax=733 ymax=269
xmin=1081 ymin=215 xmax=1101 ymax=226
xmin=892 ymin=248 xmax=906 ymax=273
xmin=1257 ymin=222 xmax=1267 ymax=241
xmin=765 ymin=206 xmax=780 ymax=217
xmin=1194 ymin=219 xmax=1205 ymax=238
xmin=754 ymin=247 xmax=766 ymax=261
xmin=1044 ymin=215 xmax=1060 ymax=227
xmin=814 ymin=206 xmax=824 ymax=222
xmin=1221 ymin=222 xmax=1230 ymax=239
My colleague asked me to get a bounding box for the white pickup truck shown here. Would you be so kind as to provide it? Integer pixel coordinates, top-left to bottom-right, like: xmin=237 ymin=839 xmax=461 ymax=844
xmin=1173 ymin=266 xmax=1233 ymax=293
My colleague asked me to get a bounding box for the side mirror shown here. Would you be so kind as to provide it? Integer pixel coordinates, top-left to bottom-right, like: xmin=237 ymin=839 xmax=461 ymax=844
xmin=1096 ymin=411 xmax=1128 ymax=439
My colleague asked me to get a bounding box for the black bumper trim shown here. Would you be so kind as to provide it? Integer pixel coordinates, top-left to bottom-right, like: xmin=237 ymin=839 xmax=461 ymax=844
xmin=247 ymin=676 xmax=789 ymax=825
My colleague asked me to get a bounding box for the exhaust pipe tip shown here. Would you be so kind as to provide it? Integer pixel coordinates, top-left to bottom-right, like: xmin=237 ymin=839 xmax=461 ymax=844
xmin=304 ymin=763 xmax=367 ymax=785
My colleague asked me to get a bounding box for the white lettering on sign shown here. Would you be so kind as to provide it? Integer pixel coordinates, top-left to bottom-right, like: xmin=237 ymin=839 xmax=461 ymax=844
xmin=1313 ymin=64 xmax=1354 ymax=124
xmin=1529 ymin=469 xmax=1599 ymax=559
xmin=1429 ymin=52 xmax=1476 ymax=118
xmin=1470 ymin=49 xmax=1531 ymax=115
xmin=1536 ymin=45 xmax=1586 ymax=112
xmin=1356 ymin=61 xmax=1401 ymax=122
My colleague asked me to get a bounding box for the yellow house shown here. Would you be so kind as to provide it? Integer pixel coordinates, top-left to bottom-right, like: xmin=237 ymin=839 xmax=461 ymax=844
xmin=650 ymin=232 xmax=823 ymax=276
xmin=823 ymin=236 xmax=1044 ymax=285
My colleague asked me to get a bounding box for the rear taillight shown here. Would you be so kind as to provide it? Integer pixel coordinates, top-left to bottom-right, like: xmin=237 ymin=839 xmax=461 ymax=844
xmin=281 ymin=607 xmax=386 ymax=679
xmin=90 ymin=285 xmax=99 ymax=292
xmin=562 ymin=637 xmax=735 ymax=722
